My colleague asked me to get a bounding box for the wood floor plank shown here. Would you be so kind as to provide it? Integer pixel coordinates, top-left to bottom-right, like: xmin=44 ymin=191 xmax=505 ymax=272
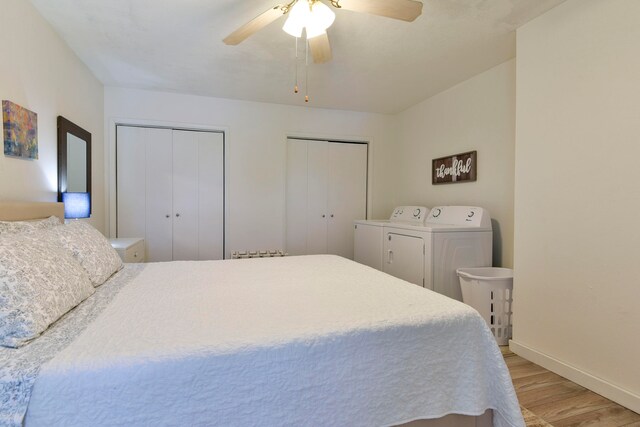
xmin=552 ymin=403 xmax=640 ymax=426
xmin=508 ymin=362 xmax=549 ymax=380
xmin=528 ymin=390 xmax=617 ymax=423
xmin=517 ymin=380 xmax=586 ymax=408
xmin=503 ymin=347 xmax=640 ymax=426
xmin=521 ymin=406 xmax=554 ymax=427
xmin=505 ymin=355 xmax=534 ymax=368
xmin=512 ymin=371 xmax=574 ymax=393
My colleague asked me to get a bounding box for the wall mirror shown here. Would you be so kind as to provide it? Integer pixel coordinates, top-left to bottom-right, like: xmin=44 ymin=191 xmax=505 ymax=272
xmin=58 ymin=116 xmax=92 ymax=212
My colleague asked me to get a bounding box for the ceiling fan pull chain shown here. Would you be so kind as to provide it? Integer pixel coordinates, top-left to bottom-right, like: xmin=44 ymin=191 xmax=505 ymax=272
xmin=305 ymin=37 xmax=309 ymax=103
xmin=294 ymin=37 xmax=299 ymax=94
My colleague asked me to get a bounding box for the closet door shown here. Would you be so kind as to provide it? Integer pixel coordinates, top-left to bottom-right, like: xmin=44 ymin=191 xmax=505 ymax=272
xmin=197 ymin=132 xmax=224 ymax=260
xmin=306 ymin=141 xmax=329 ymax=254
xmin=145 ymin=129 xmax=174 ymax=262
xmin=117 ymin=126 xmax=146 ymax=239
xmin=327 ymin=142 xmax=367 ymax=259
xmin=117 ymin=126 xmax=173 ymax=262
xmin=172 ymin=130 xmax=224 ymax=260
xmin=286 ymin=139 xmax=309 ymax=256
xmin=286 ymin=138 xmax=367 ymax=258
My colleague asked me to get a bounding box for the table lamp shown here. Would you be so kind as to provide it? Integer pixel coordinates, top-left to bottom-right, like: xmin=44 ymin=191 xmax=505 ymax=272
xmin=62 ymin=192 xmax=90 ymax=219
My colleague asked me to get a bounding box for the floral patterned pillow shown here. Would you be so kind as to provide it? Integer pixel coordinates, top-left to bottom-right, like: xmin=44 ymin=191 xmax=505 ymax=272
xmin=0 ymin=216 xmax=61 ymax=235
xmin=0 ymin=233 xmax=95 ymax=348
xmin=43 ymin=221 xmax=123 ymax=287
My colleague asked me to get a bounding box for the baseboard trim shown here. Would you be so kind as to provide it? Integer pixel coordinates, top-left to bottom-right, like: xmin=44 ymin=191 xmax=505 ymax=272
xmin=509 ymin=340 xmax=640 ymax=414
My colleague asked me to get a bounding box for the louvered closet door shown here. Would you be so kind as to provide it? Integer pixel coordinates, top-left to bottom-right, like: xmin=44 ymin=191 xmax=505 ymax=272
xmin=172 ymin=130 xmax=224 ymax=261
xmin=327 ymin=142 xmax=367 ymax=259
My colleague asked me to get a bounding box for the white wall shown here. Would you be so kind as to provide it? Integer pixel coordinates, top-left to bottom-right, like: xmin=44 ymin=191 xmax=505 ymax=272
xmin=0 ymin=0 xmax=105 ymax=231
xmin=396 ymin=60 xmax=516 ymax=267
xmin=512 ymin=0 xmax=640 ymax=412
xmin=104 ymin=87 xmax=399 ymax=255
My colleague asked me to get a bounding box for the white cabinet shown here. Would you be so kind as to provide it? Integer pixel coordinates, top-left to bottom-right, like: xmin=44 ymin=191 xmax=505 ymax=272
xmin=286 ymin=138 xmax=367 ymax=259
xmin=116 ymin=126 xmax=224 ymax=262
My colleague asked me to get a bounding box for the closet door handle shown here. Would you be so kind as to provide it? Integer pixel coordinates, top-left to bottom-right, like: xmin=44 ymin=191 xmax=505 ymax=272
xmin=388 ymin=250 xmax=393 ymax=264
xmin=330 ymin=214 xmax=334 ymax=218
xmin=165 ymin=214 xmax=170 ymax=218
xmin=175 ymin=213 xmax=181 ymax=218
xmin=322 ymin=214 xmax=326 ymax=218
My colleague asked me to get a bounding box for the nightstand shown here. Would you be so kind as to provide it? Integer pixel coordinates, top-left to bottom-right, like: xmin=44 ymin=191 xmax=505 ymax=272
xmin=109 ymin=238 xmax=145 ymax=263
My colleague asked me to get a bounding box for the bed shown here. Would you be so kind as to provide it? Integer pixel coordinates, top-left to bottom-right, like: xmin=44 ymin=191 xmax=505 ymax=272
xmin=0 ymin=202 xmax=524 ymax=427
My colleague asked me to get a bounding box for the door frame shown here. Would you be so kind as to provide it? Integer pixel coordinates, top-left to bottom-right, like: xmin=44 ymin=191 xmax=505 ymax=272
xmin=282 ymin=132 xmax=373 ymax=255
xmin=108 ymin=117 xmax=229 ymax=257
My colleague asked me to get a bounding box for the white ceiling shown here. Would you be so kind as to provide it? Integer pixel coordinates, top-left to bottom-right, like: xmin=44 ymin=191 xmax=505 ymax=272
xmin=31 ymin=0 xmax=565 ymax=114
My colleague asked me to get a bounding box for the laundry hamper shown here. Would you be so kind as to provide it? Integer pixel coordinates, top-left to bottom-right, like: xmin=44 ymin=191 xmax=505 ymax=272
xmin=457 ymin=267 xmax=513 ymax=345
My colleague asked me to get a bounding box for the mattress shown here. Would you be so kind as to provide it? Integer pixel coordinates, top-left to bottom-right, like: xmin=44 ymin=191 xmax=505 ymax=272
xmin=15 ymin=255 xmax=523 ymax=426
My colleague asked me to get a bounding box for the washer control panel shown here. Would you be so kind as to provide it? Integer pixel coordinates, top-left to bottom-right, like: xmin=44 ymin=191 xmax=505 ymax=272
xmin=426 ymin=206 xmax=491 ymax=228
xmin=389 ymin=206 xmax=430 ymax=224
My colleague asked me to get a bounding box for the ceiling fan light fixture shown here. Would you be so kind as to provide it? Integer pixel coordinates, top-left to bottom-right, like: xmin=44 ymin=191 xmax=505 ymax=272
xmin=283 ymin=0 xmax=336 ymax=38
xmin=283 ymin=0 xmax=310 ymax=37
xmin=305 ymin=25 xmax=326 ymax=39
xmin=310 ymin=2 xmax=336 ymax=31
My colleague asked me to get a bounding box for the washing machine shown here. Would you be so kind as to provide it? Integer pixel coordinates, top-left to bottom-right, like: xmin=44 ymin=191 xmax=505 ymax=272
xmin=354 ymin=206 xmax=429 ymax=271
xmin=355 ymin=206 xmax=493 ymax=301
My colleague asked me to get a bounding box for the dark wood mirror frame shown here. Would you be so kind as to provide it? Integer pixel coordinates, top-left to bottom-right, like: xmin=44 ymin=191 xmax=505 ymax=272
xmin=57 ymin=116 xmax=92 ymax=213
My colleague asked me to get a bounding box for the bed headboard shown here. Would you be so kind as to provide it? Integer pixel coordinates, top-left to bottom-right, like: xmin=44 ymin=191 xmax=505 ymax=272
xmin=0 ymin=201 xmax=65 ymax=222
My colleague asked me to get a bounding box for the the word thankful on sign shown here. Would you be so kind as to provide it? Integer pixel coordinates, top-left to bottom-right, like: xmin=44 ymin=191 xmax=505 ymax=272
xmin=432 ymin=151 xmax=477 ymax=184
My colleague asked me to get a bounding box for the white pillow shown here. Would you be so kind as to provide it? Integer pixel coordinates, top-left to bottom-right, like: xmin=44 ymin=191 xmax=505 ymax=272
xmin=0 ymin=215 xmax=61 ymax=235
xmin=43 ymin=221 xmax=123 ymax=287
xmin=0 ymin=233 xmax=95 ymax=348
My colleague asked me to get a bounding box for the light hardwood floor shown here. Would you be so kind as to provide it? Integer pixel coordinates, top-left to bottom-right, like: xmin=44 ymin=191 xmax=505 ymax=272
xmin=502 ymin=347 xmax=640 ymax=426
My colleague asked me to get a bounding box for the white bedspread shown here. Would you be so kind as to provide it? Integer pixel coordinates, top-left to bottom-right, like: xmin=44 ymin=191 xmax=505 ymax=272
xmin=25 ymin=255 xmax=524 ymax=427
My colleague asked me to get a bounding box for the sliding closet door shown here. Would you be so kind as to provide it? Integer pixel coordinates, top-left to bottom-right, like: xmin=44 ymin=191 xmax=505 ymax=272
xmin=144 ymin=129 xmax=174 ymax=262
xmin=172 ymin=130 xmax=224 ymax=261
xmin=327 ymin=142 xmax=367 ymax=259
xmin=306 ymin=141 xmax=329 ymax=254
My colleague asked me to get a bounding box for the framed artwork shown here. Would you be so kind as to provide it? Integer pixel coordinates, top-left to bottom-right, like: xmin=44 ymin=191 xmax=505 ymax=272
xmin=432 ymin=150 xmax=477 ymax=184
xmin=2 ymin=100 xmax=38 ymax=160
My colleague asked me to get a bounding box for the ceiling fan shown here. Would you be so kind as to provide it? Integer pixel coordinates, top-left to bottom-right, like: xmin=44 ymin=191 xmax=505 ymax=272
xmin=223 ymin=0 xmax=423 ymax=64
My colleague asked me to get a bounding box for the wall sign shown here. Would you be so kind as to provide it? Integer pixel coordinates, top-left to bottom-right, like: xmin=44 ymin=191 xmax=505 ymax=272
xmin=432 ymin=150 xmax=477 ymax=185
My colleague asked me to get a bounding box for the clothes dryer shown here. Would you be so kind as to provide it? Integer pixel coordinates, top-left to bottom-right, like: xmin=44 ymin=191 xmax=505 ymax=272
xmin=383 ymin=206 xmax=492 ymax=301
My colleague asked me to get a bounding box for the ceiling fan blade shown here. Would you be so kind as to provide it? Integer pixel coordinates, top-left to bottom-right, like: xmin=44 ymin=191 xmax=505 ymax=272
xmin=223 ymin=5 xmax=285 ymax=45
xmin=336 ymin=0 xmax=423 ymax=22
xmin=309 ymin=32 xmax=333 ymax=64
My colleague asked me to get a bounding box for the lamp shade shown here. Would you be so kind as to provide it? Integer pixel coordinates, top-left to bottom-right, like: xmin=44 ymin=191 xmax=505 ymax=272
xmin=62 ymin=192 xmax=90 ymax=219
